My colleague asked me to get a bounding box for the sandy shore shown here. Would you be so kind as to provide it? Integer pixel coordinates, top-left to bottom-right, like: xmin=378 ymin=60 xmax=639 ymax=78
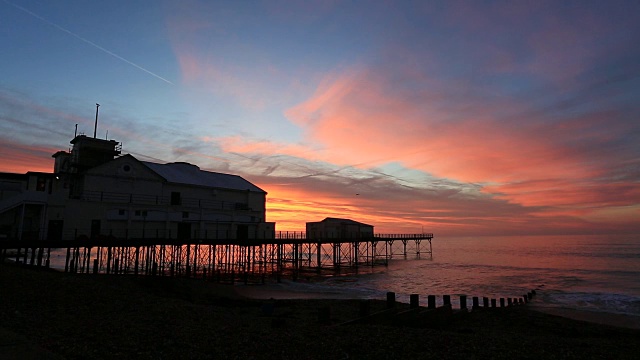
xmin=2 ymin=262 xmax=639 ymax=359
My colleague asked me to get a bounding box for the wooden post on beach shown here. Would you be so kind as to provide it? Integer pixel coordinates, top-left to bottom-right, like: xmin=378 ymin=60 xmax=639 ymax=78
xmin=427 ymin=295 xmax=436 ymax=309
xmin=387 ymin=292 xmax=396 ymax=308
xmin=491 ymin=298 xmax=497 ymax=308
xmin=410 ymin=294 xmax=419 ymax=309
xmin=114 ymin=259 xmax=119 ymax=274
xmin=443 ymin=295 xmax=451 ymax=306
xmin=460 ymin=295 xmax=467 ymax=309
xmin=523 ymin=295 xmax=528 ymax=304
xmin=472 ymin=296 xmax=479 ymax=309
xmin=500 ymin=298 xmax=505 ymax=307
xmin=93 ymin=259 xmax=98 ymax=274
xmin=507 ymin=298 xmax=513 ymax=306
xmin=483 ymin=297 xmax=489 ymax=308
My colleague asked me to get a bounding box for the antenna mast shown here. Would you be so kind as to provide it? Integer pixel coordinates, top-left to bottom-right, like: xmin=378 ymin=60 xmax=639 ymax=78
xmin=93 ymin=103 xmax=100 ymax=138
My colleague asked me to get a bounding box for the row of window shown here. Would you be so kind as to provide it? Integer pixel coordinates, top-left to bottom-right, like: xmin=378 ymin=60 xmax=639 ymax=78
xmin=118 ymin=209 xmax=189 ymax=218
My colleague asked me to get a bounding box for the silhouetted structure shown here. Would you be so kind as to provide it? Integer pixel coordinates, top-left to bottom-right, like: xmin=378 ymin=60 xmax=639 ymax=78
xmin=306 ymin=217 xmax=374 ymax=239
xmin=0 ymin=134 xmax=274 ymax=242
xmin=1 ymin=119 xmax=433 ymax=280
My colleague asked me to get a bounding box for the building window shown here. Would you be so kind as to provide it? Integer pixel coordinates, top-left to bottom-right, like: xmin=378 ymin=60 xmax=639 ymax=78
xmin=36 ymin=177 xmax=46 ymax=191
xmin=171 ymin=192 xmax=181 ymax=205
xmin=182 ymin=211 xmax=189 ymax=218
xmin=118 ymin=209 xmax=126 ymax=216
xmin=135 ymin=210 xmax=147 ymax=217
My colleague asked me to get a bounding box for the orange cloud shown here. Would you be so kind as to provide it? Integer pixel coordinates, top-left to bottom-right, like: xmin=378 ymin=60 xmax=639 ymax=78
xmin=0 ymin=140 xmax=56 ymax=173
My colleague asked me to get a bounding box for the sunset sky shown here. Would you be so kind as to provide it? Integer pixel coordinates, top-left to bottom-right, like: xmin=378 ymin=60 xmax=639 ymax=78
xmin=1 ymin=0 xmax=639 ymax=236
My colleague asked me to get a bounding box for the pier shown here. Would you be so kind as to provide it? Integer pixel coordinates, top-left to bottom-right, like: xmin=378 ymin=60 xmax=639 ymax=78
xmin=0 ymin=232 xmax=433 ymax=282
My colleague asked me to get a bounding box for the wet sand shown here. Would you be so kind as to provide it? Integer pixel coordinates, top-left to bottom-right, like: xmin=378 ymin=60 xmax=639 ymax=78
xmin=2 ymin=262 xmax=639 ymax=359
xmin=528 ymin=304 xmax=640 ymax=330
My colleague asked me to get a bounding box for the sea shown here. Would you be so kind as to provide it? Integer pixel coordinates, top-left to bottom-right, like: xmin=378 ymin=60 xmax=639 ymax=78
xmin=236 ymin=234 xmax=640 ymax=322
xmin=42 ymin=234 xmax=640 ymax=325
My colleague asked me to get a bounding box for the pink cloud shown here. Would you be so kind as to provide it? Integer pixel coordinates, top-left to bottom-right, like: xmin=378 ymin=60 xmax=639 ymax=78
xmin=284 ymin=68 xmax=603 ymax=184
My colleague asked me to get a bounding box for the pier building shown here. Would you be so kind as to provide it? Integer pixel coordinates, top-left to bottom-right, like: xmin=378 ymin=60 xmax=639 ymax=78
xmin=0 ymin=134 xmax=274 ymax=242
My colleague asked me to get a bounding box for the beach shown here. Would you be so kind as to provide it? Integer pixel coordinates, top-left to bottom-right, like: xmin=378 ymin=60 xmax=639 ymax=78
xmin=1 ymin=262 xmax=639 ymax=360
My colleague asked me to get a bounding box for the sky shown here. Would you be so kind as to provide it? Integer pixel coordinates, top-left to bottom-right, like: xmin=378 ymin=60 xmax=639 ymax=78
xmin=1 ymin=0 xmax=639 ymax=236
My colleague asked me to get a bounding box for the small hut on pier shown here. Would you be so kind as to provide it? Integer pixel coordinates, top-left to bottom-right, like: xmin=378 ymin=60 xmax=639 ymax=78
xmin=306 ymin=217 xmax=374 ymax=240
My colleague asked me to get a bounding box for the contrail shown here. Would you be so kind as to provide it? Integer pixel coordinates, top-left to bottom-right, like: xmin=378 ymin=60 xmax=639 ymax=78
xmin=4 ymin=0 xmax=174 ymax=85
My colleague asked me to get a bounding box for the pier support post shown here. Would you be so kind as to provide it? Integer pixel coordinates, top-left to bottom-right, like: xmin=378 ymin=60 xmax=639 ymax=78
xmin=460 ymin=295 xmax=467 ymax=309
xmin=443 ymin=295 xmax=451 ymax=306
xmin=37 ymin=248 xmax=43 ymax=267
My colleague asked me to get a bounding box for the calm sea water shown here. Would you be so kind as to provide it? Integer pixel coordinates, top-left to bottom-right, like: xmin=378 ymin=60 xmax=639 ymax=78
xmin=241 ymin=235 xmax=640 ymax=317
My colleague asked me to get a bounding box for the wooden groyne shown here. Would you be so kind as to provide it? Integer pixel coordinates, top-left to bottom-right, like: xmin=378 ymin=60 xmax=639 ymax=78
xmin=0 ymin=232 xmax=433 ymax=281
xmin=334 ymin=291 xmax=538 ymax=327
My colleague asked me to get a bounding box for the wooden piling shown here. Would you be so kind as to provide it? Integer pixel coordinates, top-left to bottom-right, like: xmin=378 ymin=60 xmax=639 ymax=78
xmin=483 ymin=297 xmax=489 ymax=308
xmin=427 ymin=295 xmax=436 ymax=309
xmin=460 ymin=295 xmax=467 ymax=309
xmin=500 ymin=298 xmax=505 ymax=307
xmin=64 ymin=247 xmax=71 ymax=273
xmin=472 ymin=296 xmax=479 ymax=309
xmin=36 ymin=248 xmax=43 ymax=267
xmin=410 ymin=294 xmax=419 ymax=309
xmin=387 ymin=292 xmax=396 ymax=309
xmin=443 ymin=295 xmax=451 ymax=306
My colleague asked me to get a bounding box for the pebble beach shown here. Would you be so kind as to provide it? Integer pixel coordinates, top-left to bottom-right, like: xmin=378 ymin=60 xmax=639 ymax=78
xmin=1 ymin=262 xmax=639 ymax=360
